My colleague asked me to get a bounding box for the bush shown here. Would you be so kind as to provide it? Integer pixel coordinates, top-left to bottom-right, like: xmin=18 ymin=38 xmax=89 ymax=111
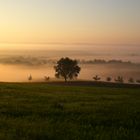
xmin=93 ymin=75 xmax=101 ymax=81
xmin=106 ymin=77 xmax=112 ymax=82
xmin=115 ymin=76 xmax=124 ymax=83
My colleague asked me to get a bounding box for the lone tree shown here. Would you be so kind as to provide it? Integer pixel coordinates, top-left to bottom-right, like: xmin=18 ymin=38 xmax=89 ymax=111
xmin=93 ymin=75 xmax=101 ymax=81
xmin=54 ymin=57 xmax=81 ymax=82
xmin=44 ymin=76 xmax=50 ymax=82
xmin=106 ymin=77 xmax=112 ymax=82
xmin=28 ymin=74 xmax=32 ymax=82
xmin=128 ymin=78 xmax=134 ymax=83
xmin=115 ymin=76 xmax=124 ymax=83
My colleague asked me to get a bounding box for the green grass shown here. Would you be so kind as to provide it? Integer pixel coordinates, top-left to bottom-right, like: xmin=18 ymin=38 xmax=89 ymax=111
xmin=0 ymin=83 xmax=140 ymax=140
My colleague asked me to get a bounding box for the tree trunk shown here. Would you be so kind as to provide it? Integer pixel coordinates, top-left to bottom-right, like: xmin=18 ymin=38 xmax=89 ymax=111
xmin=64 ymin=77 xmax=67 ymax=82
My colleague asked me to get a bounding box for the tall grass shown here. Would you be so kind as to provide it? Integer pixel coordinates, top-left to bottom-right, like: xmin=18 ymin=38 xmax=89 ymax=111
xmin=0 ymin=83 xmax=140 ymax=140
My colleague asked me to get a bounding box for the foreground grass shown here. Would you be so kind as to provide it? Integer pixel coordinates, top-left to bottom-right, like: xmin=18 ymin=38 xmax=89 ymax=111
xmin=0 ymin=83 xmax=140 ymax=140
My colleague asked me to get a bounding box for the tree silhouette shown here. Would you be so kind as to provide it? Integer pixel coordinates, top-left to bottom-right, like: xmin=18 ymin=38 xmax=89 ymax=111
xmin=106 ymin=77 xmax=112 ymax=82
xmin=136 ymin=80 xmax=140 ymax=83
xmin=44 ymin=76 xmax=50 ymax=81
xmin=28 ymin=74 xmax=32 ymax=82
xmin=128 ymin=78 xmax=134 ymax=83
xmin=115 ymin=76 xmax=124 ymax=83
xmin=93 ymin=75 xmax=101 ymax=81
xmin=54 ymin=57 xmax=81 ymax=82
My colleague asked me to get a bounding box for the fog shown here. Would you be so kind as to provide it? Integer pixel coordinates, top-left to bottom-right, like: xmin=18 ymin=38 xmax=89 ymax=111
xmin=0 ymin=50 xmax=139 ymax=82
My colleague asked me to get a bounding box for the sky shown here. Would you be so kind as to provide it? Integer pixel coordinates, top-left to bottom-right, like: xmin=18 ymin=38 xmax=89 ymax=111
xmin=0 ymin=0 xmax=140 ymax=50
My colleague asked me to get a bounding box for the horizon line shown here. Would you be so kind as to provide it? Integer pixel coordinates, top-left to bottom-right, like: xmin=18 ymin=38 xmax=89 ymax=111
xmin=0 ymin=42 xmax=140 ymax=46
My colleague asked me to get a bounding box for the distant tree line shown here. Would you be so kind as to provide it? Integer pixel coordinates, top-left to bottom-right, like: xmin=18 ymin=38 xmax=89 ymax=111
xmin=1 ymin=56 xmax=140 ymax=66
xmin=78 ymin=59 xmax=132 ymax=65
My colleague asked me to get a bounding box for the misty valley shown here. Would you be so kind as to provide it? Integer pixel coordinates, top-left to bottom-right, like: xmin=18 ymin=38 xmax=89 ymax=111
xmin=0 ymin=50 xmax=139 ymax=83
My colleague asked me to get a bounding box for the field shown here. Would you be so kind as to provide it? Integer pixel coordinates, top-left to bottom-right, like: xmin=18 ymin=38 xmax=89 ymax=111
xmin=0 ymin=82 xmax=140 ymax=140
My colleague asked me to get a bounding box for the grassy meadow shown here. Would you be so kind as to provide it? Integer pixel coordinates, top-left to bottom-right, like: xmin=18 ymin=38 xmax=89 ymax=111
xmin=0 ymin=82 xmax=140 ymax=140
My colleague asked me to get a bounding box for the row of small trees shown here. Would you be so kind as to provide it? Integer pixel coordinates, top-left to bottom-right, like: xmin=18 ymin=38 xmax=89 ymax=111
xmin=93 ymin=75 xmax=140 ymax=83
xmin=28 ymin=75 xmax=50 ymax=81
xmin=28 ymin=57 xmax=140 ymax=84
xmin=28 ymin=74 xmax=140 ymax=84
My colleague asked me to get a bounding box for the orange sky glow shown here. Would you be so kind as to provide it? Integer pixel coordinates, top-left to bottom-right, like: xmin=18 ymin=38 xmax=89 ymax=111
xmin=0 ymin=0 xmax=140 ymax=50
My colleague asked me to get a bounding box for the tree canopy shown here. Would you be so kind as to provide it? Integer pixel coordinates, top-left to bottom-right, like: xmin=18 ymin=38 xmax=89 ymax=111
xmin=54 ymin=57 xmax=81 ymax=82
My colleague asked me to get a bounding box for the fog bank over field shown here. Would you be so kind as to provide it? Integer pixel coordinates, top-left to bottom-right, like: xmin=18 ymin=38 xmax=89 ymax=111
xmin=0 ymin=47 xmax=140 ymax=63
xmin=0 ymin=49 xmax=139 ymax=82
xmin=0 ymin=55 xmax=139 ymax=66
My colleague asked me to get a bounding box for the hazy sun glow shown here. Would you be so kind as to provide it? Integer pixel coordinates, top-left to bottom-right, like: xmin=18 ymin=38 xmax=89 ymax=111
xmin=0 ymin=0 xmax=140 ymax=49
